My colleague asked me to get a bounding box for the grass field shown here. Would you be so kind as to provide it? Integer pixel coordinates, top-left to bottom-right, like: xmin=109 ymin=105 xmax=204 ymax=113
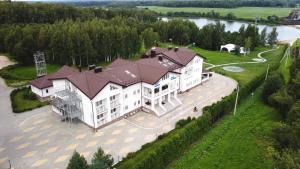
xmin=0 ymin=64 xmax=61 ymax=87
xmin=168 ymin=87 xmax=278 ymax=169
xmin=11 ymin=87 xmax=48 ymax=113
xmin=209 ymin=46 xmax=286 ymax=86
xmin=142 ymin=6 xmax=292 ymax=19
xmin=191 ymin=47 xmax=267 ymax=65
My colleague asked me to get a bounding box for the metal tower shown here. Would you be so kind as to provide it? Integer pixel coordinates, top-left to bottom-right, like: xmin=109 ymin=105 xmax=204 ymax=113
xmin=34 ymin=51 xmax=47 ymax=77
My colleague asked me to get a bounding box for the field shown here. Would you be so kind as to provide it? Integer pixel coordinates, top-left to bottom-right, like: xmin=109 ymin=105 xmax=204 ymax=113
xmin=142 ymin=6 xmax=292 ymax=19
xmin=167 ymin=46 xmax=286 ymax=169
xmin=0 ymin=64 xmax=61 ymax=87
xmin=207 ymin=46 xmax=286 ymax=86
xmin=168 ymin=87 xmax=278 ymax=169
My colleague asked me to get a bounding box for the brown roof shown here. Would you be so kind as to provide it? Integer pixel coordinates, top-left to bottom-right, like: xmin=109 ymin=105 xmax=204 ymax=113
xmin=48 ymin=65 xmax=79 ymax=80
xmin=67 ymin=71 xmax=110 ymax=99
xmin=145 ymin=47 xmax=197 ymax=66
xmin=59 ymin=47 xmax=198 ymax=99
xmin=30 ymin=75 xmax=53 ymax=89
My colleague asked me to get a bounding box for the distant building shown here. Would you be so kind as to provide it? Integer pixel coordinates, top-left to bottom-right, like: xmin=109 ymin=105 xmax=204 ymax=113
xmin=220 ymin=44 xmax=247 ymax=55
xmin=31 ymin=47 xmax=211 ymax=129
xmin=284 ymin=9 xmax=300 ymax=25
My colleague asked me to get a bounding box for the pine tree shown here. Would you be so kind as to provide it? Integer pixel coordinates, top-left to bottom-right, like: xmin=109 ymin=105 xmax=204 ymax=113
xmin=90 ymin=147 xmax=114 ymax=169
xmin=67 ymin=151 xmax=89 ymax=169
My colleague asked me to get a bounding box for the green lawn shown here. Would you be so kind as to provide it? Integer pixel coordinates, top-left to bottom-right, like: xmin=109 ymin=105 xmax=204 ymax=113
xmin=191 ymin=47 xmax=268 ymax=65
xmin=142 ymin=6 xmax=293 ymax=19
xmin=0 ymin=64 xmax=61 ymax=87
xmin=210 ymin=46 xmax=286 ymax=86
xmin=168 ymin=87 xmax=278 ymax=169
xmin=11 ymin=87 xmax=48 ymax=113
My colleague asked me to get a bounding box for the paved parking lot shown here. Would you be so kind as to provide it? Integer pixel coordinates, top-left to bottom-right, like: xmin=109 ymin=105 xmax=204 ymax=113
xmin=0 ymin=73 xmax=237 ymax=169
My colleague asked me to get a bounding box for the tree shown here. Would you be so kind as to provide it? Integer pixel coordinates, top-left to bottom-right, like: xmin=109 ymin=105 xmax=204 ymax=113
xmin=141 ymin=28 xmax=160 ymax=49
xmin=262 ymin=71 xmax=284 ymax=101
xmin=67 ymin=151 xmax=89 ymax=169
xmin=244 ymin=37 xmax=252 ymax=54
xmin=268 ymin=27 xmax=278 ymax=46
xmin=260 ymin=27 xmax=267 ymax=46
xmin=90 ymin=147 xmax=114 ymax=169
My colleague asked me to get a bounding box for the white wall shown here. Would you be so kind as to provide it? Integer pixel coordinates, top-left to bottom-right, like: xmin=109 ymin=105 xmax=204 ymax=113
xmin=179 ymin=56 xmax=203 ymax=92
xmin=52 ymin=79 xmax=67 ymax=93
xmin=122 ymin=83 xmax=142 ymax=114
xmin=31 ymin=85 xmax=53 ymax=98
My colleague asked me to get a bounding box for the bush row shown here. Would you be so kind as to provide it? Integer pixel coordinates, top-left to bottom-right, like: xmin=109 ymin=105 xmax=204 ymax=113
xmin=0 ymin=64 xmax=32 ymax=81
xmin=116 ymin=46 xmax=286 ymax=169
xmin=10 ymin=87 xmax=47 ymax=113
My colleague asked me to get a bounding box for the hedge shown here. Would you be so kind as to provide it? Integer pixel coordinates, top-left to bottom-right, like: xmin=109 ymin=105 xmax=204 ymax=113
xmin=115 ymin=46 xmax=286 ymax=169
xmin=10 ymin=87 xmax=48 ymax=113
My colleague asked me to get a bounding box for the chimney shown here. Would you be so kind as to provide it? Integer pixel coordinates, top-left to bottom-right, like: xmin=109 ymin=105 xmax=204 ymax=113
xmin=88 ymin=64 xmax=96 ymax=70
xmin=158 ymin=56 xmax=163 ymax=61
xmin=175 ymin=47 xmax=179 ymax=51
xmin=94 ymin=66 xmax=102 ymax=73
xmin=150 ymin=48 xmax=156 ymax=58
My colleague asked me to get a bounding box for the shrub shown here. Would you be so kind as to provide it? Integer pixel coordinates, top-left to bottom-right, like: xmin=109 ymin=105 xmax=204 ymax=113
xmin=262 ymin=71 xmax=284 ymax=102
xmin=175 ymin=116 xmax=193 ymax=128
xmin=268 ymin=89 xmax=294 ymax=116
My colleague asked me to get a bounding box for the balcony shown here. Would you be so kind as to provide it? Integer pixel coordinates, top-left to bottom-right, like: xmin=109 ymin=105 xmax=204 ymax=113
xmin=96 ymin=105 xmax=107 ymax=114
xmin=144 ymin=92 xmax=152 ymax=98
xmin=110 ymin=100 xmax=120 ymax=108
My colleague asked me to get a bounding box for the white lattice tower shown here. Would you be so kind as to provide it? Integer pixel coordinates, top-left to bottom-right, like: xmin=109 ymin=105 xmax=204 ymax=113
xmin=34 ymin=51 xmax=47 ymax=77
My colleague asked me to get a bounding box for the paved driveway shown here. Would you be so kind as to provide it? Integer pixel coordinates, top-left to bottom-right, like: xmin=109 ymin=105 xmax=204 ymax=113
xmin=0 ymin=73 xmax=237 ymax=169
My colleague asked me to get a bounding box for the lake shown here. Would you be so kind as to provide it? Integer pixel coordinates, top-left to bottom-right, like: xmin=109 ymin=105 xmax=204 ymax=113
xmin=162 ymin=18 xmax=300 ymax=41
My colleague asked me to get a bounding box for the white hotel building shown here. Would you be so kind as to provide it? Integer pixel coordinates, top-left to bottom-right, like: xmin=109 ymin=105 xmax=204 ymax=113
xmin=30 ymin=47 xmax=210 ymax=129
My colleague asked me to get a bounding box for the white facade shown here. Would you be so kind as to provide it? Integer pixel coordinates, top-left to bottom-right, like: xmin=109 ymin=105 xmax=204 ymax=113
xmin=30 ymin=85 xmax=53 ymax=98
xmin=47 ymin=51 xmax=209 ymax=129
xmin=178 ymin=55 xmax=203 ymax=92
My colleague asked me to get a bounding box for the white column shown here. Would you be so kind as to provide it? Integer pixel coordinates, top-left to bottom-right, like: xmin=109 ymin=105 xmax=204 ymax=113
xmin=106 ymin=98 xmax=111 ymax=122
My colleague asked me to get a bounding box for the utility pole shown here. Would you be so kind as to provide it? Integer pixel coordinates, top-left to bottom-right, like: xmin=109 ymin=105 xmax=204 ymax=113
xmin=234 ymin=85 xmax=239 ymax=116
xmin=265 ymin=64 xmax=270 ymax=81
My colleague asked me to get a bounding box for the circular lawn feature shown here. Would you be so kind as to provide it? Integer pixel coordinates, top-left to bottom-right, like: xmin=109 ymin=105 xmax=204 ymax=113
xmin=223 ymin=66 xmax=245 ymax=72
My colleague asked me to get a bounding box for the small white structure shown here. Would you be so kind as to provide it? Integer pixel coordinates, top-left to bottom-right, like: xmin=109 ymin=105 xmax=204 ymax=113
xmin=31 ymin=47 xmax=212 ymax=129
xmin=30 ymin=75 xmax=53 ymax=99
xmin=220 ymin=44 xmax=247 ymax=55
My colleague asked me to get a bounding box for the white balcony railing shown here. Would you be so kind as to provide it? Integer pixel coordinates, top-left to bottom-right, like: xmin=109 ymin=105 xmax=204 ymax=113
xmin=110 ymin=100 xmax=120 ymax=108
xmin=96 ymin=105 xmax=107 ymax=114
xmin=144 ymin=92 xmax=152 ymax=98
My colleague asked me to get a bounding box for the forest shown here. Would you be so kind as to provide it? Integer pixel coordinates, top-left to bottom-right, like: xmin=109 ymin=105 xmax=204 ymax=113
xmin=69 ymin=0 xmax=300 ymax=8
xmin=0 ymin=1 xmax=277 ymax=66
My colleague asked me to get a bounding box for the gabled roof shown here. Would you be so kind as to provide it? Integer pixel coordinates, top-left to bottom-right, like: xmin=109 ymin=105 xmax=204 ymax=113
xmin=145 ymin=47 xmax=197 ymax=66
xmin=48 ymin=65 xmax=79 ymax=80
xmin=67 ymin=71 xmax=110 ymax=99
xmin=30 ymin=75 xmax=53 ymax=89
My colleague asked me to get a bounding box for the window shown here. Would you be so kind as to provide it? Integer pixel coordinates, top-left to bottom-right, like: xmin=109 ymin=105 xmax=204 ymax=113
xmin=110 ymin=85 xmax=117 ymax=90
xmin=138 ymin=100 xmax=140 ymax=105
xmin=124 ymin=105 xmax=128 ymax=110
xmin=124 ymin=94 xmax=127 ymax=99
xmin=96 ymin=100 xmax=103 ymax=107
xmin=137 ymin=89 xmax=140 ymax=93
xmin=97 ymin=114 xmax=104 ymax=119
xmin=134 ymin=102 xmax=136 ymax=106
xmin=46 ymin=89 xmax=48 ymax=93
xmin=133 ymin=91 xmax=136 ymax=95
xmin=154 ymin=88 xmax=159 ymax=93
xmin=111 ymin=108 xmax=116 ymax=113
xmin=110 ymin=95 xmax=116 ymax=101
xmin=162 ymin=84 xmax=168 ymax=90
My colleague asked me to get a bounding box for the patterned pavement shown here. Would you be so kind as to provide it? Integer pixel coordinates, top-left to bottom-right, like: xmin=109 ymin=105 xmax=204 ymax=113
xmin=0 ymin=73 xmax=237 ymax=169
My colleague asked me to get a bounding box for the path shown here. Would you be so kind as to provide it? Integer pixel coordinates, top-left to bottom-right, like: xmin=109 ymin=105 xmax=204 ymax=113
xmin=205 ymin=48 xmax=277 ymax=70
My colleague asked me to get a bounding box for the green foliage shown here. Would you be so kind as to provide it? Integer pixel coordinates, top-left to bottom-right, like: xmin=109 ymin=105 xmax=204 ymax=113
xmin=170 ymin=87 xmax=277 ymax=169
xmin=90 ymin=147 xmax=114 ymax=169
xmin=268 ymin=28 xmax=278 ymax=46
xmin=268 ymin=89 xmax=294 ymax=115
xmin=262 ymin=71 xmax=284 ymax=101
xmin=10 ymin=87 xmax=48 ymax=113
xmin=67 ymin=151 xmax=89 ymax=169
xmin=175 ymin=117 xmax=194 ymax=128
xmin=274 ymin=149 xmax=300 ymax=169
xmin=287 ymin=101 xmax=300 ymax=123
xmin=141 ymin=28 xmax=160 ymax=49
